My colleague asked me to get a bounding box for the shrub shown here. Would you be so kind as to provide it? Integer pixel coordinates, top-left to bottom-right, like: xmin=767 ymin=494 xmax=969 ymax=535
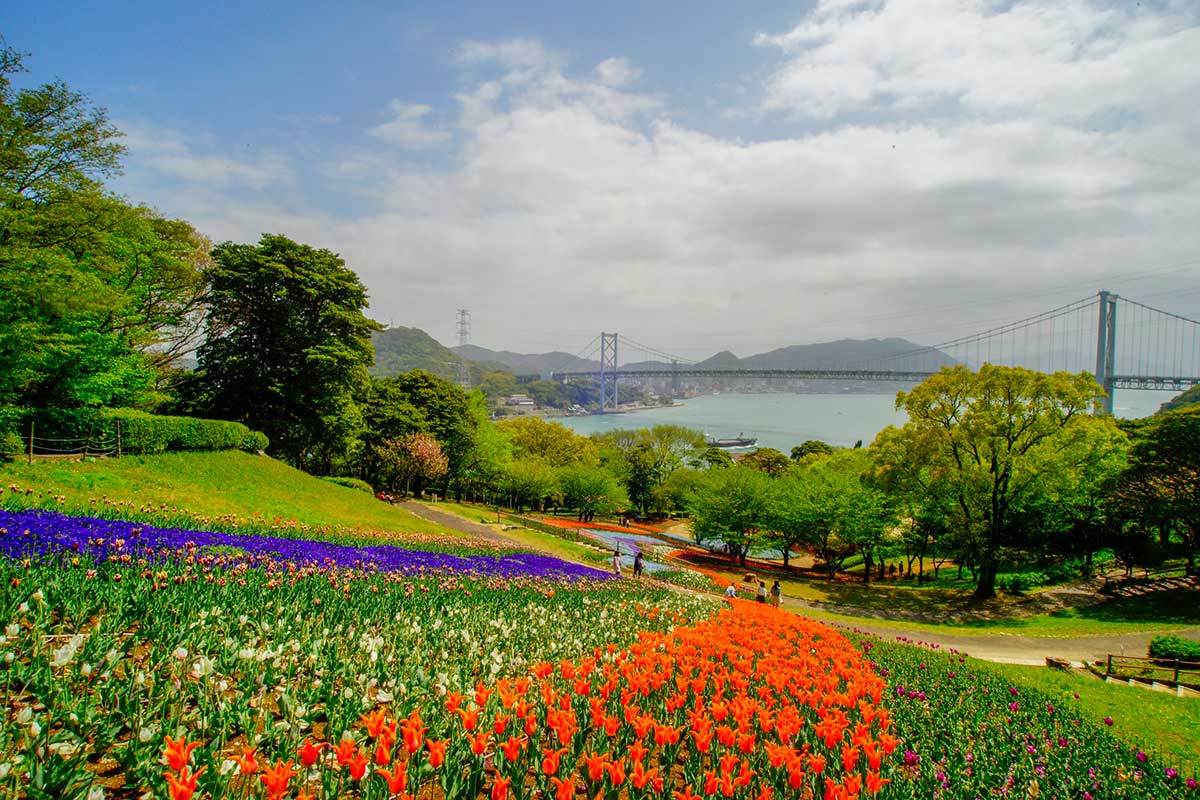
xmin=101 ymin=409 xmax=249 ymax=454
xmin=1148 ymin=635 xmax=1200 ymax=663
xmin=240 ymin=430 xmax=270 ymax=452
xmin=0 ymin=430 xmax=23 ymax=461
xmin=1000 ymin=571 xmax=1045 ymax=593
xmin=322 ymin=476 xmax=374 ymax=494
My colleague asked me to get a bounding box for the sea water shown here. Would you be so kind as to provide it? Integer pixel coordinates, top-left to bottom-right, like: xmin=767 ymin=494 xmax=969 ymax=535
xmin=556 ymin=389 xmax=1169 ymax=453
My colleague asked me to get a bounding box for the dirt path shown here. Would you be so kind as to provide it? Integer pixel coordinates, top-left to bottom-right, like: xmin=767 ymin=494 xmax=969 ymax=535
xmin=400 ymin=501 xmax=523 ymax=548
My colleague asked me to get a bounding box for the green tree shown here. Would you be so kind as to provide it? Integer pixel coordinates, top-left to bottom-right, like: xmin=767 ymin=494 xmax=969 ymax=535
xmin=595 ymin=425 xmax=705 ymax=515
xmin=687 ymin=466 xmax=774 ymax=566
xmin=497 ymin=416 xmax=597 ymax=467
xmin=499 ymin=458 xmax=560 ymax=512
xmin=196 ymin=234 xmax=379 ymax=471
xmin=741 ymin=447 xmax=792 ymax=477
xmin=870 ymin=365 xmax=1102 ymax=598
xmin=0 ymin=45 xmax=209 ymax=427
xmin=1119 ymin=407 xmax=1200 ymax=574
xmin=791 ymin=440 xmax=834 ymax=461
xmin=559 ymin=465 xmax=629 ymax=522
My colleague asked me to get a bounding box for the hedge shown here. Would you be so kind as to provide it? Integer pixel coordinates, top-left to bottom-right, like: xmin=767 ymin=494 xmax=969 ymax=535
xmin=321 ymin=476 xmax=374 ymax=494
xmin=98 ymin=409 xmax=248 ymax=454
xmin=1148 ymin=634 xmax=1200 ymax=663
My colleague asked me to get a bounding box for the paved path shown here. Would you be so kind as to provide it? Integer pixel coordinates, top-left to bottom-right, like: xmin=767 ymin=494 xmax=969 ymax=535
xmin=400 ymin=501 xmax=522 ymax=548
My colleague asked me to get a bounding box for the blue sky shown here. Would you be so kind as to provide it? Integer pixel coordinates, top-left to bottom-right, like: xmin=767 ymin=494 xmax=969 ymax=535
xmin=6 ymin=1 xmax=1200 ymax=357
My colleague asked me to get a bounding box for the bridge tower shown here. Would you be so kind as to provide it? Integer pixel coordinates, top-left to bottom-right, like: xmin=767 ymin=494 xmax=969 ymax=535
xmin=1094 ymin=290 xmax=1118 ymax=415
xmin=599 ymin=332 xmax=619 ymax=412
xmin=671 ymin=359 xmax=681 ymax=398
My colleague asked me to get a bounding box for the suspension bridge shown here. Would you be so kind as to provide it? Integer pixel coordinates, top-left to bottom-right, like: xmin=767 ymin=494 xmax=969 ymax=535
xmin=546 ymin=291 xmax=1200 ymax=414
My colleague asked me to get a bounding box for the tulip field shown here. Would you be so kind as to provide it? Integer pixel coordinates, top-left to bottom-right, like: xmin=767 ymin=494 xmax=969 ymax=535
xmin=0 ymin=508 xmax=1194 ymax=799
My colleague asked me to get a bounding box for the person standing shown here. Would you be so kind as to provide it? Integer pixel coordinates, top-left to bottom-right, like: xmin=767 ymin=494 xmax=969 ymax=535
xmin=770 ymin=580 xmax=782 ymax=607
xmin=633 ymin=551 xmax=644 ymax=578
xmin=755 ymin=581 xmax=767 ymax=603
xmin=611 ymin=550 xmax=622 ymax=576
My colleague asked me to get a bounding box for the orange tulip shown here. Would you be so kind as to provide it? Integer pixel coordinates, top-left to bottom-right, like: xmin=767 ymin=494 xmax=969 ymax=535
xmin=427 ymin=738 xmax=448 ymax=769
xmin=163 ymin=765 xmax=205 ymax=800
xmin=238 ymin=747 xmax=259 ymax=775
xmin=259 ymin=759 xmax=295 ymax=800
xmin=376 ymin=761 xmax=408 ymax=795
xmin=162 ymin=736 xmax=200 ymax=772
xmin=348 ymin=748 xmax=369 ymax=781
xmin=297 ymin=738 xmax=325 ymax=767
xmin=491 ymin=775 xmax=512 ymax=800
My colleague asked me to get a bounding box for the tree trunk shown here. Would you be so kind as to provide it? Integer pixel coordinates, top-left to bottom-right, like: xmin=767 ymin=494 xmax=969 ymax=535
xmin=782 ymin=547 xmax=790 ymax=568
xmin=974 ymin=561 xmax=999 ymax=599
xmin=862 ymin=551 xmax=873 ymax=584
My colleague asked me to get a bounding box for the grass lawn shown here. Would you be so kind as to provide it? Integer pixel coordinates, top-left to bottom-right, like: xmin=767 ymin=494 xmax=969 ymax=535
xmin=978 ymin=660 xmax=1200 ymax=774
xmin=0 ymin=451 xmax=455 ymax=538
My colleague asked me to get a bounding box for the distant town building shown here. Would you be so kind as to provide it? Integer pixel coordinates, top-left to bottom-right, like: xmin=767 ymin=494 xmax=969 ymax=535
xmin=505 ymin=394 xmax=535 ymax=407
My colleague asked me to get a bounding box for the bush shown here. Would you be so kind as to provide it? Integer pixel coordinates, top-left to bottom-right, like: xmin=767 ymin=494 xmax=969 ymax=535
xmin=322 ymin=476 xmax=374 ymax=494
xmin=0 ymin=430 xmax=23 ymax=461
xmin=101 ymin=409 xmax=249 ymax=454
xmin=1000 ymin=571 xmax=1045 ymax=593
xmin=240 ymin=430 xmax=270 ymax=452
xmin=1148 ymin=635 xmax=1200 ymax=663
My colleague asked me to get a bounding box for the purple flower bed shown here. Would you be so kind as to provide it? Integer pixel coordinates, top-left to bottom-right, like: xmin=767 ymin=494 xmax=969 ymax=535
xmin=0 ymin=509 xmax=612 ymax=582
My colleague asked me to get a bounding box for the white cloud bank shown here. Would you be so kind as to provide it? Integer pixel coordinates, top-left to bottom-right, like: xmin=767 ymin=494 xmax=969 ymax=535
xmin=122 ymin=1 xmax=1200 ymax=355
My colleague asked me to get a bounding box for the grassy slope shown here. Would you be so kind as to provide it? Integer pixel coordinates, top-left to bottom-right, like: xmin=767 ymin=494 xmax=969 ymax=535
xmin=0 ymin=451 xmax=453 ymax=537
xmin=979 ymin=661 xmax=1200 ymax=773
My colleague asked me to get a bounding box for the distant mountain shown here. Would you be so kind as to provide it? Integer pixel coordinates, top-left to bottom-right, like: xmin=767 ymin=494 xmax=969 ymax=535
xmin=740 ymin=338 xmax=955 ymax=371
xmin=454 ymin=344 xmax=599 ymax=376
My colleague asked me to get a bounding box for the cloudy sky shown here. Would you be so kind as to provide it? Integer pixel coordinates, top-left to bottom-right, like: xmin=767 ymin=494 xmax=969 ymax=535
xmin=8 ymin=0 xmax=1200 ymax=359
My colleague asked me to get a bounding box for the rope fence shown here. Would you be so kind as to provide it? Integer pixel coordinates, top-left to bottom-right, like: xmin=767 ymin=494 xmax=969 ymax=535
xmin=20 ymin=421 xmax=124 ymax=462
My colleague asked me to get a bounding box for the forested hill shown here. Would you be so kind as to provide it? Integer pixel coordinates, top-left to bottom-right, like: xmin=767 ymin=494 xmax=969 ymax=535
xmin=1159 ymin=383 xmax=1200 ymax=414
xmin=371 ymin=327 xmax=515 ymax=382
xmin=454 ymin=345 xmax=599 ymax=376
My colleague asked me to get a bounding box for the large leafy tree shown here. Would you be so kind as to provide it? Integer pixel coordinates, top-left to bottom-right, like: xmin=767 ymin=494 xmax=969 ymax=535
xmin=196 ymin=234 xmax=378 ymax=471
xmin=687 ymin=466 xmax=774 ymax=566
xmin=870 ymin=365 xmax=1101 ymax=598
xmin=497 ymin=416 xmax=597 ymax=467
xmin=1119 ymin=407 xmax=1200 ymax=574
xmin=559 ymin=465 xmax=629 ymax=522
xmin=0 ymin=44 xmax=208 ymax=426
xmin=595 ymin=425 xmax=705 ymax=515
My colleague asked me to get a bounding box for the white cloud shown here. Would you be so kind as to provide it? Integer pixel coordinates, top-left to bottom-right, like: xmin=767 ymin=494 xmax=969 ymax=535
xmin=118 ymin=9 xmax=1200 ymax=355
xmin=368 ymin=101 xmax=451 ymax=149
xmin=120 ymin=122 xmax=292 ymax=191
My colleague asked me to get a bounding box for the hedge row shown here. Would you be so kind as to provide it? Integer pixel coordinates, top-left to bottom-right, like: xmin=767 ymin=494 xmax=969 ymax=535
xmin=9 ymin=408 xmax=269 ymax=457
xmin=102 ymin=409 xmax=261 ymax=454
xmin=321 ymin=476 xmax=374 ymax=493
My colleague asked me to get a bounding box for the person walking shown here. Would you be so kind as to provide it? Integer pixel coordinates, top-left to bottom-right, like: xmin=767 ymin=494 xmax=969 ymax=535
xmin=770 ymin=580 xmax=782 ymax=607
xmin=633 ymin=551 xmax=644 ymax=578
xmin=611 ymin=550 xmax=622 ymax=576
xmin=755 ymin=580 xmax=767 ymax=603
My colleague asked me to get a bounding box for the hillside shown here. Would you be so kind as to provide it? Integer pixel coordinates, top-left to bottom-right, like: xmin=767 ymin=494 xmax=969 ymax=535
xmin=0 ymin=450 xmax=455 ymax=539
xmin=691 ymin=338 xmax=956 ymax=371
xmin=371 ymin=327 xmax=513 ymax=383
xmin=1159 ymin=383 xmax=1200 ymax=414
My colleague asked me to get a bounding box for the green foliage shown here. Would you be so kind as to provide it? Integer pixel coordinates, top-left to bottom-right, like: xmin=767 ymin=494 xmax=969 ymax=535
xmin=1148 ymin=635 xmax=1200 ymax=662
xmin=195 ymin=234 xmax=379 ymax=472
xmin=239 ymin=430 xmax=269 ymax=452
xmin=321 ymin=476 xmax=374 ymax=494
xmin=791 ymin=439 xmax=834 ymax=460
xmin=594 ymin=425 xmax=705 ymax=515
xmin=687 ymin=466 xmax=774 ymax=565
xmin=102 ymin=409 xmax=249 ymax=454
xmin=655 ymin=569 xmax=715 ymax=591
xmin=0 ymin=429 xmax=22 ymax=461
xmin=498 ymin=416 xmax=597 ymax=467
xmin=558 ymin=464 xmax=628 ymax=521
xmin=871 ymin=364 xmax=1105 ymax=598
xmin=0 ymin=46 xmax=210 ymax=422
xmin=370 ymin=325 xmax=467 ymax=382
xmin=498 ymin=459 xmax=560 ymax=512
xmin=740 ymin=446 xmax=791 ymax=477
xmin=1158 ymin=383 xmax=1200 ymax=414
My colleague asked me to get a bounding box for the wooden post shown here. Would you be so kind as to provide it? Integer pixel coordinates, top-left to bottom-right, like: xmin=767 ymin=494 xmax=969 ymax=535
xmin=28 ymin=420 xmax=34 ymax=465
xmin=116 ymin=419 xmax=122 ymax=459
xmin=83 ymin=422 xmax=93 ymax=459
xmin=1106 ymin=654 xmax=1113 ymax=677
xmin=1175 ymin=660 xmax=1180 ymax=686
